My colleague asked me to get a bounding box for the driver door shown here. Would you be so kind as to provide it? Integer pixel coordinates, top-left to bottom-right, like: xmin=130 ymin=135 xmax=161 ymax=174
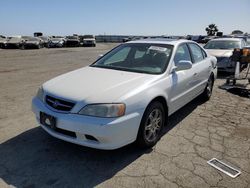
xmin=168 ymin=43 xmax=195 ymax=114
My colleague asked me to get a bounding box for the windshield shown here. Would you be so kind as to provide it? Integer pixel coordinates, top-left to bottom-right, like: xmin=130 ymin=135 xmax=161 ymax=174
xmin=91 ymin=43 xmax=173 ymax=74
xmin=83 ymin=35 xmax=94 ymax=39
xmin=39 ymin=36 xmax=48 ymax=40
xmin=191 ymin=36 xmax=200 ymax=40
xmin=204 ymin=40 xmax=241 ymax=49
xmin=51 ymin=38 xmax=63 ymax=41
xmin=22 ymin=36 xmax=31 ymax=40
xmin=27 ymin=37 xmax=39 ymax=41
xmin=67 ymin=36 xmax=78 ymax=39
xmin=9 ymin=37 xmax=22 ymax=42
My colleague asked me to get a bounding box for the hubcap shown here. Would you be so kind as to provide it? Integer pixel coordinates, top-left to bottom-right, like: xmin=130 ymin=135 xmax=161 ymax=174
xmin=144 ymin=109 xmax=162 ymax=142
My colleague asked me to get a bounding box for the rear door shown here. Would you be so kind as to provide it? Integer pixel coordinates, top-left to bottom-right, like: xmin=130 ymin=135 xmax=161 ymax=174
xmin=188 ymin=43 xmax=211 ymax=98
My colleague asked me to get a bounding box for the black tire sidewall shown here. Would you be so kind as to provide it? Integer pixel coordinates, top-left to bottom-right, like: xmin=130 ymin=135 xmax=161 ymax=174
xmin=202 ymin=74 xmax=214 ymax=101
xmin=136 ymin=101 xmax=165 ymax=148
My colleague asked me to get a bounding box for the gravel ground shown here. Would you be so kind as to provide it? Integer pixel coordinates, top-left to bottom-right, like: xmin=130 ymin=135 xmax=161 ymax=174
xmin=0 ymin=44 xmax=250 ymax=188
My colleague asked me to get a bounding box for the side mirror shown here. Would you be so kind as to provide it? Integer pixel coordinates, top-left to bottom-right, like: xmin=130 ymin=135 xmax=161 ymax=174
xmin=173 ymin=60 xmax=192 ymax=72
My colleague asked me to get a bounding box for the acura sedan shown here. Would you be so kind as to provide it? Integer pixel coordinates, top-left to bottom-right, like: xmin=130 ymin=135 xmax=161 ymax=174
xmin=204 ymin=38 xmax=247 ymax=73
xmin=32 ymin=39 xmax=217 ymax=150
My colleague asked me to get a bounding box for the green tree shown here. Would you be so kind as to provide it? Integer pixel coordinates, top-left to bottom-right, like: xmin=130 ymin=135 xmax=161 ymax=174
xmin=205 ymin=24 xmax=219 ymax=36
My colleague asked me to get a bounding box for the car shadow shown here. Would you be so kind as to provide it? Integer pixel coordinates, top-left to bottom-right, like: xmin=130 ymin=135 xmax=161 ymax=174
xmin=216 ymin=71 xmax=232 ymax=79
xmin=162 ymin=97 xmax=204 ymax=134
xmin=0 ymin=98 xmax=204 ymax=188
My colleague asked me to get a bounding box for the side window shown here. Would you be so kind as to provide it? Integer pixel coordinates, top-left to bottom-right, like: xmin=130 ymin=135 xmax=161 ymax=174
xmin=174 ymin=44 xmax=191 ymax=65
xmin=201 ymin=49 xmax=207 ymax=58
xmin=134 ymin=50 xmax=145 ymax=59
xmin=104 ymin=47 xmax=130 ymax=64
xmin=188 ymin=43 xmax=204 ymax=63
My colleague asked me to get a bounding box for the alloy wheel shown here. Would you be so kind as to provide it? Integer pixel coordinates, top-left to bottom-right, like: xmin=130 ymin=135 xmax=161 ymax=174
xmin=144 ymin=109 xmax=163 ymax=142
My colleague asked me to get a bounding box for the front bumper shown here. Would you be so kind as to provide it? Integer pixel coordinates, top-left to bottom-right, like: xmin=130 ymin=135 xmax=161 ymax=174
xmin=82 ymin=41 xmax=96 ymax=46
xmin=23 ymin=43 xmax=39 ymax=49
xmin=48 ymin=43 xmax=63 ymax=48
xmin=32 ymin=97 xmax=142 ymax=150
xmin=5 ymin=43 xmax=20 ymax=49
xmin=217 ymin=60 xmax=235 ymax=73
xmin=65 ymin=41 xmax=79 ymax=47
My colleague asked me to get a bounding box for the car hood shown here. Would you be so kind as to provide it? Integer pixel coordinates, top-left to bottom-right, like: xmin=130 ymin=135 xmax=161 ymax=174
xmin=0 ymin=39 xmax=6 ymax=43
xmin=205 ymin=49 xmax=233 ymax=57
xmin=43 ymin=66 xmax=156 ymax=103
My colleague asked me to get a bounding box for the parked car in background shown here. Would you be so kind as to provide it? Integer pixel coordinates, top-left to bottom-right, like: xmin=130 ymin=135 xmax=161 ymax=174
xmin=32 ymin=39 xmax=217 ymax=150
xmin=122 ymin=37 xmax=133 ymax=43
xmin=5 ymin=36 xmax=24 ymax=49
xmin=34 ymin=32 xmax=43 ymax=37
xmin=191 ymin=35 xmax=205 ymax=43
xmin=204 ymin=38 xmax=248 ymax=73
xmin=48 ymin=37 xmax=65 ymax=48
xmin=201 ymin=36 xmax=217 ymax=44
xmin=0 ymin=35 xmax=7 ymax=48
xmin=65 ymin=36 xmax=80 ymax=47
xmin=21 ymin=36 xmax=44 ymax=49
xmin=39 ymin=36 xmax=51 ymax=47
xmin=82 ymin=35 xmax=96 ymax=47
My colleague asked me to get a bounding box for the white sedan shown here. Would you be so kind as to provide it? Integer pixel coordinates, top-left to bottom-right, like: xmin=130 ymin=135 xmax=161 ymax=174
xmin=32 ymin=39 xmax=217 ymax=150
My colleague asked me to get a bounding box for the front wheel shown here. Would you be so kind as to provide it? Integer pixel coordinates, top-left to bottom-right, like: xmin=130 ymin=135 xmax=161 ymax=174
xmin=200 ymin=74 xmax=214 ymax=101
xmin=136 ymin=101 xmax=165 ymax=148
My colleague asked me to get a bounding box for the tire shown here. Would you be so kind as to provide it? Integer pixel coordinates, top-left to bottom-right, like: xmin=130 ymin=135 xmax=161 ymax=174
xmin=200 ymin=74 xmax=214 ymax=101
xmin=20 ymin=45 xmax=25 ymax=50
xmin=136 ymin=101 xmax=165 ymax=148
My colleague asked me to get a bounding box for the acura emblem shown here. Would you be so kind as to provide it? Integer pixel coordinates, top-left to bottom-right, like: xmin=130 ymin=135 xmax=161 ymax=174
xmin=52 ymin=100 xmax=60 ymax=108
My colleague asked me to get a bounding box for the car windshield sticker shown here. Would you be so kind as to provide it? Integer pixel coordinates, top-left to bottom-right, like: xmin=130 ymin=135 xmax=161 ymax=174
xmin=149 ymin=46 xmax=167 ymax=52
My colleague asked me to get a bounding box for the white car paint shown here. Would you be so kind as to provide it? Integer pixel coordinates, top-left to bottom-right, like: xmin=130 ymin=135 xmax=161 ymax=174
xmin=32 ymin=39 xmax=217 ymax=150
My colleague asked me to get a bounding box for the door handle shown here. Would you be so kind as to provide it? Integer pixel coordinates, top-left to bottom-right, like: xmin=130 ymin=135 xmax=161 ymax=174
xmin=193 ymin=73 xmax=198 ymax=76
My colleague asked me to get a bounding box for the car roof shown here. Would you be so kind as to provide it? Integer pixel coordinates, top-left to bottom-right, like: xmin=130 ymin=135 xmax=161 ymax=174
xmin=127 ymin=38 xmax=191 ymax=46
xmin=209 ymin=37 xmax=242 ymax=42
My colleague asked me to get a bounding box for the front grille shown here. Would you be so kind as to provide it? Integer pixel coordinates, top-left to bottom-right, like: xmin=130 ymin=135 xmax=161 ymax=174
xmin=45 ymin=95 xmax=75 ymax=112
xmin=216 ymin=57 xmax=225 ymax=62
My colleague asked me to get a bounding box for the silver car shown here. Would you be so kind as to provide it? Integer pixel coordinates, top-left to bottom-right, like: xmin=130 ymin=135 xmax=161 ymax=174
xmin=204 ymin=38 xmax=248 ymax=73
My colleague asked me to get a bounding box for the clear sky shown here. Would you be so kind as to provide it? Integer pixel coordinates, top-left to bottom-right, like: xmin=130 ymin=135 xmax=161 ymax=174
xmin=0 ymin=0 xmax=249 ymax=36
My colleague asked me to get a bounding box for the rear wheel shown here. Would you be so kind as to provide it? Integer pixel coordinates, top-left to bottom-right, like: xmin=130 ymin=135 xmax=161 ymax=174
xmin=20 ymin=44 xmax=25 ymax=50
xmin=136 ymin=101 xmax=165 ymax=148
xmin=200 ymin=74 xmax=214 ymax=101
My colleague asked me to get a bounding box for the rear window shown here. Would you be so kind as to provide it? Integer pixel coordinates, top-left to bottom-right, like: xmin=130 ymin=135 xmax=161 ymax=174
xmin=188 ymin=43 xmax=204 ymax=63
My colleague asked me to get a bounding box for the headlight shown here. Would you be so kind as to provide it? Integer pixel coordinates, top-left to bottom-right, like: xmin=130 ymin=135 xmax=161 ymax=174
xmin=78 ymin=103 xmax=126 ymax=118
xmin=36 ymin=87 xmax=44 ymax=102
